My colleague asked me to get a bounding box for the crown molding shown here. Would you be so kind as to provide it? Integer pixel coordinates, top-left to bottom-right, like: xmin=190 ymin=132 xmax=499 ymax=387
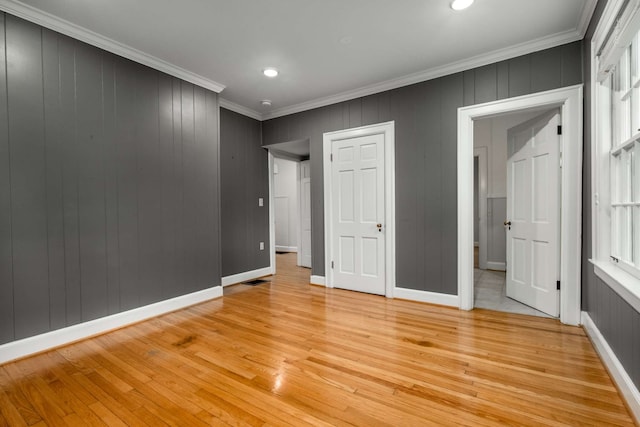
xmin=578 ymin=0 xmax=599 ymax=38
xmin=262 ymin=29 xmax=585 ymax=120
xmin=0 ymin=0 xmax=226 ymax=93
xmin=219 ymin=98 xmax=262 ymax=120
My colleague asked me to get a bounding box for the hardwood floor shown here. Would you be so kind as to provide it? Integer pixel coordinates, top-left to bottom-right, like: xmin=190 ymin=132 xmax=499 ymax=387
xmin=0 ymin=253 xmax=636 ymax=426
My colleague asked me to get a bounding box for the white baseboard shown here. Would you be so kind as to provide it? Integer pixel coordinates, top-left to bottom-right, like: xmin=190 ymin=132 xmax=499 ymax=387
xmin=0 ymin=286 xmax=223 ymax=365
xmin=310 ymin=275 xmax=326 ymax=286
xmin=393 ymin=287 xmax=459 ymax=308
xmin=582 ymin=312 xmax=640 ymax=423
xmin=222 ymin=266 xmax=273 ymax=287
xmin=486 ymin=261 xmax=506 ymax=271
xmin=275 ymin=246 xmax=298 ymax=253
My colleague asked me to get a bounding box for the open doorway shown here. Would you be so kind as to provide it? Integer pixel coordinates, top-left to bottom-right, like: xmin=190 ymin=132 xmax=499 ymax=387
xmin=458 ymin=85 xmax=583 ymax=326
xmin=265 ymin=139 xmax=312 ymax=277
xmin=472 ymin=109 xmax=557 ymax=317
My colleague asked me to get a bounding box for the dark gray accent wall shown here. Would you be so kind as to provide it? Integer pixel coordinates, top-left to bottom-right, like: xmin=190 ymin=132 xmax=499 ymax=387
xmin=582 ymin=0 xmax=640 ymax=390
xmin=220 ymin=108 xmax=270 ymax=277
xmin=262 ymin=41 xmax=583 ymax=294
xmin=0 ymin=13 xmax=221 ymax=345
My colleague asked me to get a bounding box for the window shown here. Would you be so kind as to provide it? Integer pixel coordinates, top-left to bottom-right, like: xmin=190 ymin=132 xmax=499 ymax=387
xmin=592 ymin=0 xmax=640 ymax=309
xmin=608 ymin=37 xmax=640 ymax=278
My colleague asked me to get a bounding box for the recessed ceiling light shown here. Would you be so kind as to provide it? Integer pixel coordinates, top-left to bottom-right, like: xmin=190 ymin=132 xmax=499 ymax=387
xmin=261 ymin=100 xmax=272 ymax=107
xmin=263 ymin=68 xmax=278 ymax=78
xmin=451 ymin=0 xmax=474 ymax=11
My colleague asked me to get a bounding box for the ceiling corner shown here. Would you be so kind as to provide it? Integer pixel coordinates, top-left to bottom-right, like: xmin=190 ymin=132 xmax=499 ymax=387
xmin=0 ymin=0 xmax=226 ymax=93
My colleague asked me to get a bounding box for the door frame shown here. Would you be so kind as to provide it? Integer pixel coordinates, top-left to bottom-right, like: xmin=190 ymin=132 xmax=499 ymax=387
xmin=458 ymin=85 xmax=583 ymax=326
xmin=474 ymin=146 xmax=488 ymax=270
xmin=323 ymin=121 xmax=396 ymax=297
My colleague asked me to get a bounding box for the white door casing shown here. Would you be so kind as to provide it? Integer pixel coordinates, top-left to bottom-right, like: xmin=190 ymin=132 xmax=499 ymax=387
xmin=506 ymin=110 xmax=561 ymax=317
xmin=324 ymin=122 xmax=395 ymax=297
xmin=457 ymin=84 xmax=583 ymax=326
xmin=298 ymin=160 xmax=312 ymax=268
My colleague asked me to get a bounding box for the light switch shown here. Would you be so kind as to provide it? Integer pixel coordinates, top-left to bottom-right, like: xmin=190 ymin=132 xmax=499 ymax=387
xmin=259 ymin=242 xmax=265 ymax=250
xmin=258 ymin=197 xmax=264 ymax=207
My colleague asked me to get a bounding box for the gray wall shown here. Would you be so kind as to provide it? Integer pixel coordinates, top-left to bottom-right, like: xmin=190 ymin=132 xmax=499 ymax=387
xmin=582 ymin=0 xmax=640 ymax=390
xmin=220 ymin=108 xmax=269 ymax=277
xmin=263 ymin=41 xmax=582 ymax=294
xmin=0 ymin=13 xmax=221 ymax=345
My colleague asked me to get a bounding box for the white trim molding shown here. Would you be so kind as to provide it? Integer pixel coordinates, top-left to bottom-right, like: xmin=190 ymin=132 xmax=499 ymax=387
xmin=221 ymin=266 xmax=273 ymax=287
xmin=262 ymin=4 xmax=596 ymax=121
xmin=486 ymin=262 xmax=506 ymax=271
xmin=582 ymin=312 xmax=640 ymax=423
xmin=458 ymin=85 xmax=584 ymax=326
xmin=394 ymin=288 xmax=459 ymax=308
xmin=275 ymin=246 xmax=298 ymax=253
xmin=310 ymin=275 xmax=326 ymax=286
xmin=323 ymin=121 xmax=396 ymax=298
xmin=219 ymin=98 xmax=262 ymax=121
xmin=0 ymin=286 xmax=223 ymax=365
xmin=0 ymin=0 xmax=225 ymax=94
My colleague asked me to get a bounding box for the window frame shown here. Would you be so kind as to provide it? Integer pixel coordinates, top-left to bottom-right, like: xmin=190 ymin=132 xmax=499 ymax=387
xmin=591 ymin=0 xmax=640 ymax=314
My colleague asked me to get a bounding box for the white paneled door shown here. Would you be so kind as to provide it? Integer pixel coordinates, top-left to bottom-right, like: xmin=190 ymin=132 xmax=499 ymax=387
xmin=330 ymin=133 xmax=386 ymax=295
xmin=506 ymin=109 xmax=561 ymax=317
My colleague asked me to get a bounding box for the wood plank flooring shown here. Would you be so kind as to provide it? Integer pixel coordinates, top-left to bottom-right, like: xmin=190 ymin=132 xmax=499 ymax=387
xmin=0 ymin=253 xmax=636 ymax=426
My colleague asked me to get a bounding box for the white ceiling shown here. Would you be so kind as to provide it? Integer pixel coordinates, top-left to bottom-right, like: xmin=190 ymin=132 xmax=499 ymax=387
xmin=1 ymin=0 xmax=596 ymax=120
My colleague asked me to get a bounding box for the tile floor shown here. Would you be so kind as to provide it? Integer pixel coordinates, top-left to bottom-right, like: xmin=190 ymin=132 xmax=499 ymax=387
xmin=474 ymin=268 xmax=553 ymax=318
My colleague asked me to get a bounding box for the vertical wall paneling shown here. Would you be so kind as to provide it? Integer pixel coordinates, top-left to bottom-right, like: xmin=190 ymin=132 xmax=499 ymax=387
xmin=58 ymin=35 xmax=82 ymax=325
xmin=158 ymin=74 xmax=175 ymax=300
xmin=262 ymin=41 xmax=584 ymax=295
xmin=0 ymin=13 xmax=13 ymax=343
xmin=0 ymin=13 xmax=221 ymax=344
xmin=474 ymin=64 xmax=497 ymax=104
xmin=508 ymin=55 xmax=531 ymax=97
xmin=220 ymin=108 xmax=269 ymax=277
xmin=172 ymin=77 xmax=185 ymax=298
xmin=496 ymin=61 xmax=510 ymax=99
xmin=115 ymin=58 xmax=140 ymax=312
xmin=76 ymin=42 xmax=109 ymax=321
xmin=42 ymin=29 xmax=67 ymax=329
xmin=562 ymin=42 xmax=583 ymax=87
xmin=137 ymin=66 xmax=163 ymax=306
xmin=531 ymin=46 xmax=562 ymax=93
xmin=102 ymin=51 xmax=120 ymax=315
xmin=6 ymin=16 xmax=50 ymax=339
xmin=422 ymin=81 xmax=443 ymax=291
xmin=440 ymin=73 xmax=464 ymax=294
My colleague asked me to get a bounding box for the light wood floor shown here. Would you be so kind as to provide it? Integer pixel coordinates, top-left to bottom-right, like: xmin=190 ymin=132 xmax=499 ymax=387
xmin=0 ymin=253 xmax=636 ymax=426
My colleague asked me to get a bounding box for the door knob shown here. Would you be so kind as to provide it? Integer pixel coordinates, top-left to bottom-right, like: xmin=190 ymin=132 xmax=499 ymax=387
xmin=504 ymin=220 xmax=511 ymax=230
xmin=376 ymin=223 xmax=382 ymax=232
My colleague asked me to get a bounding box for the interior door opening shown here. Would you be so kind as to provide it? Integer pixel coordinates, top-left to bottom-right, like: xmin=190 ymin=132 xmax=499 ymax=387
xmin=472 ymin=107 xmax=560 ymax=318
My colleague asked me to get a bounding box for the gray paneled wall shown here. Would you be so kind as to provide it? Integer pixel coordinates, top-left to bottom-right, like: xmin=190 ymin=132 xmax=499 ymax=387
xmin=582 ymin=0 xmax=640 ymax=390
xmin=0 ymin=13 xmax=221 ymax=345
xmin=262 ymin=41 xmax=583 ymax=294
xmin=220 ymin=108 xmax=269 ymax=277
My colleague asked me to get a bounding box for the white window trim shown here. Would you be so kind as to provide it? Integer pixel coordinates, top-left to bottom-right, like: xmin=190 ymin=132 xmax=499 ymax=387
xmin=591 ymin=0 xmax=640 ymax=313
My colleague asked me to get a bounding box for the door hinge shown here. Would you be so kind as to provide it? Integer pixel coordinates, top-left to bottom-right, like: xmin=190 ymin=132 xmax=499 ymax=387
xmin=556 ymin=280 xmax=561 ymax=290
xmin=330 ymin=153 xmax=333 ymax=162
xmin=331 ymin=261 xmax=334 ymax=269
xmin=557 ymin=125 xmax=562 ymax=135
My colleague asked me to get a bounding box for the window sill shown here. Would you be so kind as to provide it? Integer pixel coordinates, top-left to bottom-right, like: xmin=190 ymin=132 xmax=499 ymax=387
xmin=591 ymin=259 xmax=640 ymax=314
